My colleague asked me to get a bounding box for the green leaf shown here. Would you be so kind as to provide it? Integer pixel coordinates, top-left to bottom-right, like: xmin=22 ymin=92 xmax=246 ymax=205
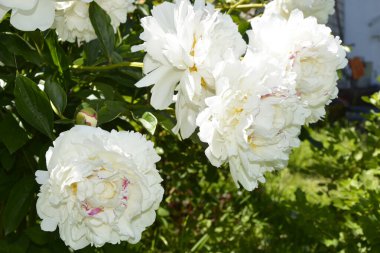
xmin=190 ymin=234 xmax=210 ymax=252
xmin=0 ymin=235 xmax=30 ymax=253
xmin=89 ymin=2 xmax=115 ymax=61
xmin=24 ymin=226 xmax=50 ymax=246
xmin=0 ymin=147 xmax=15 ymax=172
xmin=138 ymin=112 xmax=158 ymax=135
xmin=2 ymin=176 xmax=35 ymax=235
xmin=45 ymin=32 xmax=69 ymax=73
xmin=97 ymin=101 xmax=126 ymax=125
xmin=44 ymin=77 xmax=67 ymax=116
xmin=0 ymin=33 xmax=43 ymax=66
xmin=0 ymin=113 xmax=29 ymax=153
xmin=14 ymin=75 xmax=54 ymax=140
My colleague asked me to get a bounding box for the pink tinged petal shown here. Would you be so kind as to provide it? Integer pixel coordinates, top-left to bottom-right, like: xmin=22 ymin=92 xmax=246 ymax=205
xmin=0 ymin=0 xmax=37 ymax=10
xmin=88 ymin=207 xmax=103 ymax=216
xmin=150 ymin=69 xmax=182 ymax=110
xmin=10 ymin=0 xmax=54 ymax=31
xmin=122 ymin=178 xmax=129 ymax=190
xmin=35 ymin=170 xmax=49 ymax=185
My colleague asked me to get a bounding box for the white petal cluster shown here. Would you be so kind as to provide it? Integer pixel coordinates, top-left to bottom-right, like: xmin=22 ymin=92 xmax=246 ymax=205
xmin=54 ymin=0 xmax=135 ymax=43
xmin=197 ymin=56 xmax=309 ymax=191
xmin=265 ymin=0 xmax=335 ymax=24
xmin=133 ymin=0 xmax=347 ymax=191
xmin=132 ymin=0 xmax=246 ymax=138
xmin=36 ymin=125 xmax=164 ymax=250
xmin=0 ymin=0 xmax=55 ymax=31
xmin=248 ymin=10 xmax=347 ymax=123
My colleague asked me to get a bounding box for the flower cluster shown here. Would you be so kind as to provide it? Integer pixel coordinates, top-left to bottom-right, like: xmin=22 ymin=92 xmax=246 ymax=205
xmin=54 ymin=0 xmax=136 ymax=43
xmin=0 ymin=0 xmax=55 ymax=31
xmin=0 ymin=0 xmax=135 ymax=42
xmin=132 ymin=0 xmax=246 ymax=138
xmin=265 ymin=0 xmax=335 ymax=24
xmin=135 ymin=0 xmax=347 ymax=191
xmin=36 ymin=126 xmax=164 ymax=250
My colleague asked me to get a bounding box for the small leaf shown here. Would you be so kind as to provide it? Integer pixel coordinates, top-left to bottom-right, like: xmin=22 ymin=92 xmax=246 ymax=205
xmin=44 ymin=77 xmax=67 ymax=116
xmin=0 ymin=113 xmax=29 ymax=153
xmin=14 ymin=75 xmax=54 ymax=140
xmin=157 ymin=207 xmax=170 ymax=217
xmin=97 ymin=101 xmax=126 ymax=125
xmin=138 ymin=112 xmax=158 ymax=135
xmin=89 ymin=2 xmax=115 ymax=61
xmin=2 ymin=176 xmax=35 ymax=235
xmin=191 ymin=234 xmax=210 ymax=252
xmin=45 ymin=32 xmax=69 ymax=73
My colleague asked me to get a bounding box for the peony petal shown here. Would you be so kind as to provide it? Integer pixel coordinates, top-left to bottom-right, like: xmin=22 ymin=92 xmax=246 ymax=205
xmin=40 ymin=218 xmax=58 ymax=232
xmin=10 ymin=0 xmax=54 ymax=31
xmin=0 ymin=0 xmax=37 ymax=10
xmin=143 ymin=55 xmax=160 ymax=75
xmin=35 ymin=170 xmax=49 ymax=185
xmin=134 ymin=65 xmax=171 ymax=88
xmin=150 ymin=69 xmax=182 ymax=109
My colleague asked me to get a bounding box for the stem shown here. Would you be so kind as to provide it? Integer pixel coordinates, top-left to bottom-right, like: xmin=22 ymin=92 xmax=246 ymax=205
xmin=227 ymin=0 xmax=247 ymax=14
xmin=235 ymin=3 xmax=265 ymax=9
xmin=71 ymin=62 xmax=144 ymax=72
xmin=223 ymin=1 xmax=265 ymax=13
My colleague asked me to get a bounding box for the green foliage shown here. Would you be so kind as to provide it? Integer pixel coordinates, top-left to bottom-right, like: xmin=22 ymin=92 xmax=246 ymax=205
xmin=0 ymin=1 xmax=379 ymax=252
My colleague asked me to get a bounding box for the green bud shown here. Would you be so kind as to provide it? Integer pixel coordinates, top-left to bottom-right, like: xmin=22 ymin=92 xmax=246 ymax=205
xmin=76 ymin=108 xmax=98 ymax=127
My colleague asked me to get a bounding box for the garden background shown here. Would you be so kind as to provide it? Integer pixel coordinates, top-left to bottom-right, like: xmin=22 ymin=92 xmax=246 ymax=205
xmin=0 ymin=0 xmax=380 ymax=252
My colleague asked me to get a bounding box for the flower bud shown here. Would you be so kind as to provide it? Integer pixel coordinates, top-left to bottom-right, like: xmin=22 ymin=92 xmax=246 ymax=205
xmin=75 ymin=108 xmax=97 ymax=127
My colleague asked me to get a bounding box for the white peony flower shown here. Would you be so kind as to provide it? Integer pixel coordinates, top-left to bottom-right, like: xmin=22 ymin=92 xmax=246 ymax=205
xmin=265 ymin=0 xmax=335 ymax=24
xmin=36 ymin=125 xmax=164 ymax=250
xmin=0 ymin=0 xmax=55 ymax=31
xmin=196 ymin=55 xmax=309 ymax=191
xmin=132 ymin=0 xmax=246 ymax=138
xmin=247 ymin=10 xmax=347 ymax=123
xmin=54 ymin=0 xmax=136 ymax=43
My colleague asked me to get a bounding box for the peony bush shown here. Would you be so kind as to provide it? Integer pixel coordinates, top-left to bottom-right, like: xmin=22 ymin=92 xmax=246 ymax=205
xmin=2 ymin=0 xmax=377 ymax=252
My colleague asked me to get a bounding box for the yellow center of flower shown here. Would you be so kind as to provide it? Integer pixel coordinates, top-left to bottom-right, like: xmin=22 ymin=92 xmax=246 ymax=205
xmin=71 ymin=183 xmax=78 ymax=195
xmin=201 ymin=78 xmax=207 ymax=88
xmin=248 ymin=134 xmax=256 ymax=150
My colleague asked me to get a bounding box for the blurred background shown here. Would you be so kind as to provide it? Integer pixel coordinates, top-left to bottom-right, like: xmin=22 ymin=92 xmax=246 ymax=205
xmin=329 ymin=0 xmax=380 ymax=121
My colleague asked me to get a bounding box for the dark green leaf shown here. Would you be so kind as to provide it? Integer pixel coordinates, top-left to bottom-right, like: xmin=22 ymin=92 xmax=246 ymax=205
xmin=0 ymin=147 xmax=15 ymax=172
xmin=0 ymin=113 xmax=29 ymax=153
xmin=0 ymin=33 xmax=43 ymax=66
xmin=2 ymin=176 xmax=35 ymax=235
xmin=44 ymin=77 xmax=67 ymax=116
xmin=84 ymin=40 xmax=101 ymax=65
xmin=97 ymin=101 xmax=126 ymax=125
xmin=0 ymin=235 xmax=30 ymax=253
xmin=0 ymin=170 xmax=18 ymax=201
xmin=45 ymin=32 xmax=69 ymax=73
xmin=14 ymin=75 xmax=54 ymax=140
xmin=89 ymin=2 xmax=115 ymax=61
xmin=25 ymin=226 xmax=49 ymax=246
